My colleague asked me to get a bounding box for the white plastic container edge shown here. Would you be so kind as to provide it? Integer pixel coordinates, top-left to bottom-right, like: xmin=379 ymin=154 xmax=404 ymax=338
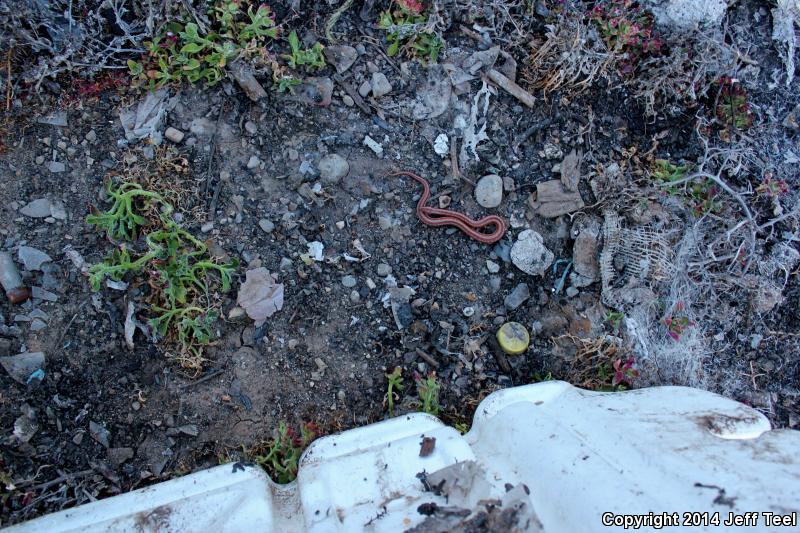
xmin=4 ymin=381 xmax=799 ymax=532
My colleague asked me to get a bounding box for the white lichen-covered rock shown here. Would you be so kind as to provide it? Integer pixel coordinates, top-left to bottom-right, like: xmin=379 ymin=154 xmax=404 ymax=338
xmin=511 ymin=230 xmax=554 ymax=276
xmin=642 ymin=0 xmax=727 ymax=31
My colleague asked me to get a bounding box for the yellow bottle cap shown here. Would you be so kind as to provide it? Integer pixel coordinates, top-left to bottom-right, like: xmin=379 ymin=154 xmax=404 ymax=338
xmin=496 ymin=322 xmax=530 ymax=355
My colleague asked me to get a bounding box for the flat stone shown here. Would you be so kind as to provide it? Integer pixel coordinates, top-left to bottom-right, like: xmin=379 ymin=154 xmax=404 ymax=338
xmin=20 ymin=198 xmax=52 ymax=218
xmin=18 ymin=246 xmax=52 ymax=271
xmin=377 ymin=263 xmax=392 ymax=277
xmin=48 ymin=161 xmax=66 ymax=173
xmin=50 ymin=201 xmax=67 ymax=220
xmin=36 ymin=111 xmax=68 ymax=127
xmin=323 ymin=45 xmax=358 ymax=74
xmin=108 ymin=447 xmax=135 ymax=466
xmin=31 ymin=286 xmax=58 ymax=302
xmin=165 ymin=127 xmax=185 ymax=143
xmin=342 ymin=275 xmax=357 ymax=288
xmin=342 ymin=95 xmax=355 ymax=107
xmin=244 ymin=121 xmax=257 ymax=134
xmin=318 ymin=154 xmax=350 ymax=184
xmin=504 ymin=283 xmax=530 ymax=311
xmin=511 ymin=230 xmax=554 ymax=276
xmin=474 ymin=174 xmax=503 ymax=208
xmin=358 ymin=80 xmax=372 ymax=98
xmin=486 ymin=260 xmax=500 ymax=273
xmin=529 ymin=180 xmax=585 ymax=218
xmin=371 ymin=72 xmax=393 ymax=97
xmin=201 ymin=222 xmax=214 ymax=233
xmin=166 ymin=424 xmax=199 ymax=437
xmin=89 ymin=420 xmax=111 ymax=448
xmin=0 ymin=352 xmax=45 ymax=384
xmin=572 ymin=219 xmax=600 ymax=281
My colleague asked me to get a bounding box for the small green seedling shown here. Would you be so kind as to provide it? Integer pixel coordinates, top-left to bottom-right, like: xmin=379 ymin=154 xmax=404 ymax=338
xmin=255 ymin=422 xmax=319 ymax=484
xmin=385 ymin=367 xmax=404 ymax=417
xmin=605 ymin=311 xmax=625 ymax=335
xmin=283 ymin=31 xmax=326 ymax=70
xmin=415 ymin=371 xmax=441 ymax=416
xmin=87 ymin=180 xmax=237 ymax=369
xmin=276 ymin=76 xmax=302 ymax=93
xmin=716 ymin=77 xmax=753 ymax=141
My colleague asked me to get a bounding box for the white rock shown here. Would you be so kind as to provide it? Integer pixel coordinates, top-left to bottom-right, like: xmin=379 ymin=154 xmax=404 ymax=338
xmin=486 ymin=260 xmax=500 ymax=273
xmin=642 ymin=0 xmax=726 ymax=30
xmin=474 ymin=174 xmax=503 ymax=208
xmin=247 ymin=155 xmax=261 ymax=169
xmin=363 ymin=135 xmax=384 ymax=156
xmin=510 ymin=230 xmax=554 ymax=276
xmin=47 ymin=161 xmax=66 ymax=173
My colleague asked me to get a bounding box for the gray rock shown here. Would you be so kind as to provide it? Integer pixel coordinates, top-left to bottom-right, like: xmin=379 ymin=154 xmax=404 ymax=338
xmin=504 ymin=283 xmax=530 ymax=311
xmin=165 ymin=127 xmax=185 ymax=143
xmin=108 ymin=447 xmax=135 ymax=466
xmin=47 ymin=161 xmax=66 ymax=173
xmin=30 ymin=319 xmax=47 ymax=331
xmin=377 ymin=263 xmax=392 ymax=277
xmin=489 ymin=276 xmax=502 ymax=291
xmin=49 ymin=201 xmax=67 ymax=220
xmin=566 ymin=286 xmax=580 ymax=298
xmin=494 ymin=241 xmax=512 ymax=263
xmin=279 ymin=257 xmax=293 ymax=271
xmin=20 ymin=198 xmax=52 ymax=218
xmin=258 ymin=219 xmax=275 ymax=233
xmin=244 ymin=121 xmax=257 ymax=134
xmin=342 ymin=275 xmax=357 ymax=288
xmin=371 ymin=72 xmax=393 ymax=97
xmin=358 ymin=80 xmax=372 ymax=98
xmin=85 ymin=130 xmax=97 ymax=142
xmin=201 ymin=222 xmax=214 ymax=233
xmin=247 ymin=155 xmax=261 ymax=169
xmin=324 ymin=45 xmax=358 ymax=74
xmin=0 ymin=352 xmax=45 ymax=384
xmin=363 ymin=135 xmax=383 ymax=156
xmin=18 ymin=246 xmax=52 ymax=271
xmin=342 ymin=95 xmax=355 ymax=107
xmin=486 ymin=260 xmax=500 ymax=273
xmin=89 ymin=420 xmax=111 ymax=448
xmin=511 ymin=230 xmax=554 ymax=276
xmin=318 ymin=154 xmax=350 ymax=184
xmin=350 ymin=290 xmax=361 ymax=303
xmin=474 ymin=174 xmax=503 ymax=208
xmin=31 ymin=286 xmax=58 ymax=302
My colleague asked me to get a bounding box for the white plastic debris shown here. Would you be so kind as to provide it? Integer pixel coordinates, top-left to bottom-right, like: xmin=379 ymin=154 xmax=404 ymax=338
xmin=9 ymin=382 xmax=800 ymax=532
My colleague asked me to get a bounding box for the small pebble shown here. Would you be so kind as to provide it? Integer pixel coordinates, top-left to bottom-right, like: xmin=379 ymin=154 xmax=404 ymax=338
xmin=342 ymin=275 xmax=357 ymax=288
xmin=165 ymin=127 xmax=185 ymax=143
